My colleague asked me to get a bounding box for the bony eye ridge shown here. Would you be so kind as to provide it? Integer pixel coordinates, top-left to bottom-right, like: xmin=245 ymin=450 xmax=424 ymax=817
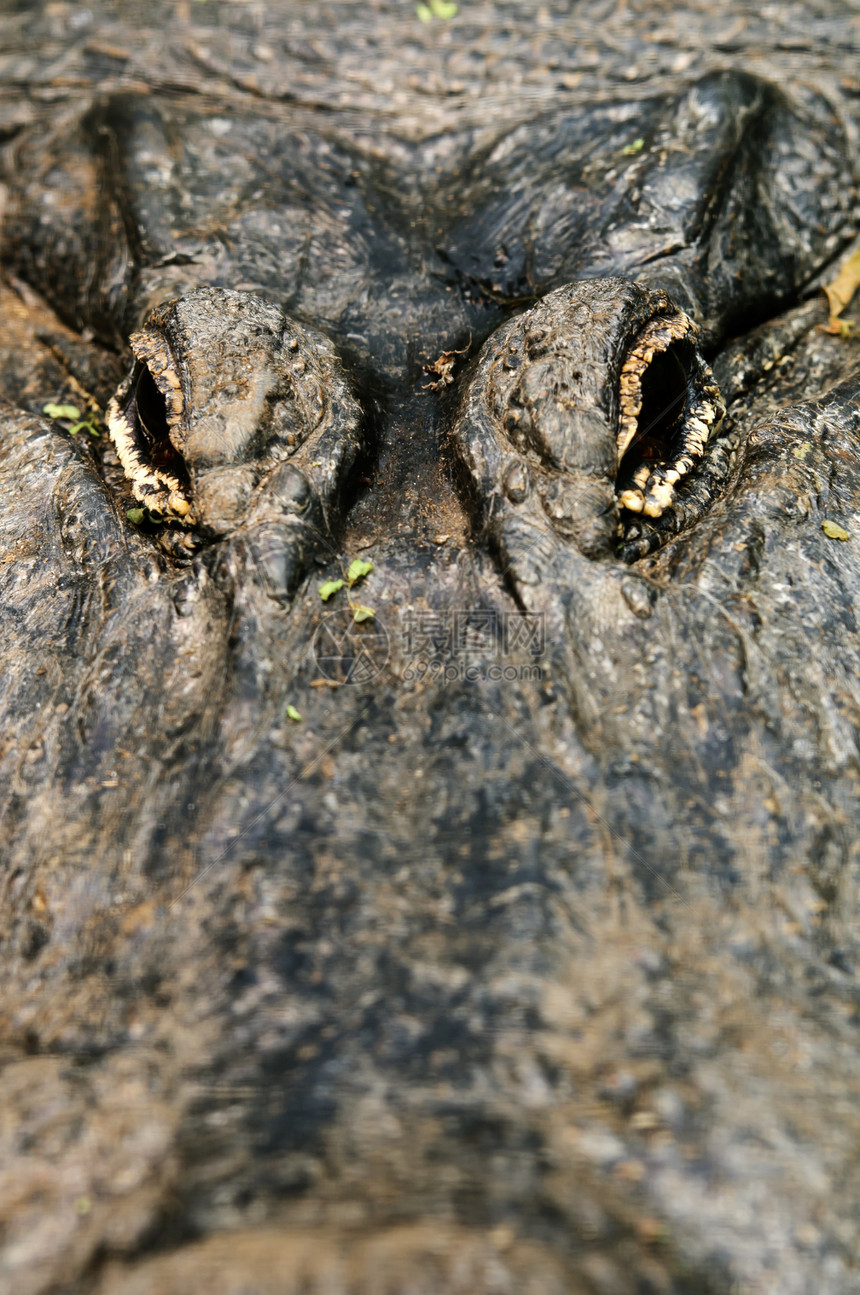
xmin=454 ymin=277 xmax=730 ymax=563
xmin=106 ymin=286 xmax=359 ymax=551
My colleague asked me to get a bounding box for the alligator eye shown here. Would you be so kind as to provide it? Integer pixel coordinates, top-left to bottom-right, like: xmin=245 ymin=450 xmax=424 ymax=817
xmin=107 ymin=333 xmax=193 ymax=519
xmin=615 ymin=313 xmax=721 ymax=520
xmin=134 ymin=364 xmax=169 ymax=445
xmin=630 ymin=343 xmax=691 ymax=454
xmin=130 ymin=362 xmax=190 ymax=484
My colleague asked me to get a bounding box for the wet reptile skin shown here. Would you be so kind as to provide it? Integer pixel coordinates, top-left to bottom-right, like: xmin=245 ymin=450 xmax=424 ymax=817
xmin=0 ymin=3 xmax=859 ymax=1294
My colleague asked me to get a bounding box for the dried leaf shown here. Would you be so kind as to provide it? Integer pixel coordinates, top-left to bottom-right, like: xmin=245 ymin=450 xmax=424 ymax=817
xmin=822 ymin=248 xmax=860 ymax=322
xmin=422 ymin=336 xmax=470 ymax=389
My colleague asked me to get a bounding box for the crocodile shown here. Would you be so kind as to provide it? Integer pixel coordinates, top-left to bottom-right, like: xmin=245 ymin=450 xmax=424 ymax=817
xmin=0 ymin=2 xmax=859 ymax=1293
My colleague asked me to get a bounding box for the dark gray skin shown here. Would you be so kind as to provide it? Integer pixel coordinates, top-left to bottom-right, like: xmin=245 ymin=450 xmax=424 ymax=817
xmin=0 ymin=3 xmax=859 ymax=1293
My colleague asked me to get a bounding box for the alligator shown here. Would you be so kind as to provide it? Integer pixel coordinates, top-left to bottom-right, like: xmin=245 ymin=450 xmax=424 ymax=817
xmin=0 ymin=2 xmax=859 ymax=1292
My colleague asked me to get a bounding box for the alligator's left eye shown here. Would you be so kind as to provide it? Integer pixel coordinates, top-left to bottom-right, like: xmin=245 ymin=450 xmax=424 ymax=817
xmin=108 ymin=347 xmax=193 ymax=519
xmin=621 ymin=341 xmax=691 ymax=464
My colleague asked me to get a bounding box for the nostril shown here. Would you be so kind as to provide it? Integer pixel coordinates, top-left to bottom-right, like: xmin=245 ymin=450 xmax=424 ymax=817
xmin=107 ymin=287 xmax=364 ymax=565
xmin=453 ymin=278 xmax=732 ymax=568
xmin=131 ymin=363 xmax=188 ymax=483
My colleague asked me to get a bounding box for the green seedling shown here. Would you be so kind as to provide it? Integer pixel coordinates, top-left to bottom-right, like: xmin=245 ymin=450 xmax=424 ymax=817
xmin=319 ymin=579 xmax=345 ymax=601
xmin=417 ymin=0 xmax=458 ymax=20
xmin=43 ymin=402 xmax=101 ymax=437
xmin=346 ymin=558 xmax=374 ymax=586
xmin=126 ymin=507 xmax=164 ymax=526
xmin=319 ymin=557 xmax=376 ymax=621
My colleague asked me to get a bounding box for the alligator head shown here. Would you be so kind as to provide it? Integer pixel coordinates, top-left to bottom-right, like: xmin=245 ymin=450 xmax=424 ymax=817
xmin=0 ymin=21 xmax=859 ymax=1295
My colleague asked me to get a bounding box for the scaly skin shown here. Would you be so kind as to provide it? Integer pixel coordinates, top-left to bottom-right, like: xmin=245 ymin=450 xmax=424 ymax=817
xmin=0 ymin=4 xmax=858 ymax=1294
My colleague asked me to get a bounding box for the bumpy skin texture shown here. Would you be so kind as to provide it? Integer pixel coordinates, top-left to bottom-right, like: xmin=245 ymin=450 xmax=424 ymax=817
xmin=106 ymin=287 xmax=363 ymax=594
xmin=1 ymin=4 xmax=860 ymax=1295
xmin=453 ymin=278 xmax=727 ymax=560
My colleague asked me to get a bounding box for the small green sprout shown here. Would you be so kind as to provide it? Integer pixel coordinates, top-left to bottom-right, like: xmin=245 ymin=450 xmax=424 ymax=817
xmin=346 ymin=558 xmax=374 ymax=586
xmin=622 ymin=138 xmax=645 ymax=156
xmin=43 ymin=402 xmax=101 ymax=438
xmin=286 ymin=705 xmax=302 ymax=722
xmin=126 ymin=507 xmax=164 ymax=526
xmin=319 ymin=579 xmax=345 ymax=602
xmin=319 ymin=556 xmax=376 ymax=622
xmin=822 ymin=519 xmax=850 ymax=541
xmin=792 ymin=442 xmax=812 ymax=460
xmin=417 ymin=0 xmax=457 ymax=20
xmin=43 ymin=403 xmax=81 ymax=421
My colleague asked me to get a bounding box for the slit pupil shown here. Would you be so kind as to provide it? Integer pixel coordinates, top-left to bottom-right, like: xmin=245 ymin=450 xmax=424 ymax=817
xmin=132 ymin=363 xmax=188 ymax=482
xmin=619 ymin=340 xmax=693 ymax=479
xmin=134 ymin=365 xmax=170 ymax=446
xmin=637 ymin=344 xmax=690 ymax=451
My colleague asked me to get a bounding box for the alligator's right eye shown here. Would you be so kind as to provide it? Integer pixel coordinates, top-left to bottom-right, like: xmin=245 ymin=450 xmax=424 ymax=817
xmin=631 ymin=342 xmax=692 ymax=454
xmin=452 ymin=277 xmax=737 ymax=566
